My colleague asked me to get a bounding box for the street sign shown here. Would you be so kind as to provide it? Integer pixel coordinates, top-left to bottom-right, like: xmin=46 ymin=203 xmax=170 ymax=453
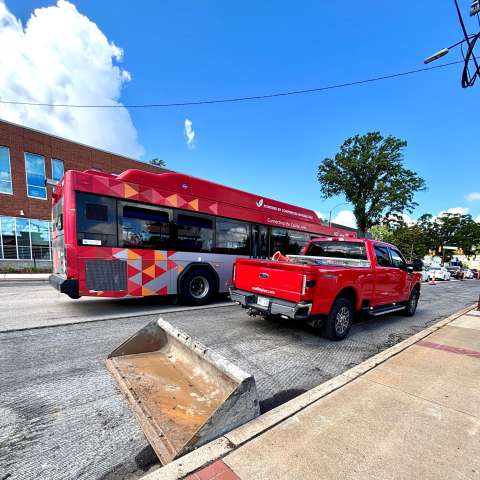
xmin=443 ymin=246 xmax=458 ymax=250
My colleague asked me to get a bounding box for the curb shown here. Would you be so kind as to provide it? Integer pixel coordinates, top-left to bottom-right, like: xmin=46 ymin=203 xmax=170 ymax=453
xmin=141 ymin=302 xmax=477 ymax=480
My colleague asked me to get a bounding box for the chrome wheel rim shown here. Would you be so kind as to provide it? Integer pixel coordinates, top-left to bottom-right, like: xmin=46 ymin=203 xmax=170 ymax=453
xmin=189 ymin=275 xmax=209 ymax=299
xmin=335 ymin=306 xmax=350 ymax=335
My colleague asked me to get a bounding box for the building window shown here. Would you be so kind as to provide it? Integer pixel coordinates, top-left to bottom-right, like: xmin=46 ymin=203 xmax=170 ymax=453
xmin=0 ymin=146 xmax=13 ymax=194
xmin=25 ymin=152 xmax=47 ymax=199
xmin=30 ymin=219 xmax=51 ymax=260
xmin=16 ymin=218 xmax=31 ymax=259
xmin=51 ymin=159 xmax=64 ymax=183
xmin=0 ymin=216 xmax=52 ymax=261
xmin=1 ymin=217 xmax=17 ymax=259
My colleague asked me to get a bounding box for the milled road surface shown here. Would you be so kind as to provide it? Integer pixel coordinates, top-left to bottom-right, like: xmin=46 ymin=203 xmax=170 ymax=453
xmin=0 ymin=280 xmax=478 ymax=480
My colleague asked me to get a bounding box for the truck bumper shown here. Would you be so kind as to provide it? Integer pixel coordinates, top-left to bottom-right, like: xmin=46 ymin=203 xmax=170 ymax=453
xmin=229 ymin=288 xmax=312 ymax=320
xmin=49 ymin=274 xmax=80 ymax=299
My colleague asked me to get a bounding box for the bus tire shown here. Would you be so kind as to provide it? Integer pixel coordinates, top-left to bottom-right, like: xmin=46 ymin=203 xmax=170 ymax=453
xmin=179 ymin=268 xmax=216 ymax=306
xmin=321 ymin=297 xmax=353 ymax=341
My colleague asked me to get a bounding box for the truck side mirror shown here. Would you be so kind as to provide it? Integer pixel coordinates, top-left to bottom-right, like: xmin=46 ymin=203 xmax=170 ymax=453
xmin=406 ymin=265 xmax=414 ymax=274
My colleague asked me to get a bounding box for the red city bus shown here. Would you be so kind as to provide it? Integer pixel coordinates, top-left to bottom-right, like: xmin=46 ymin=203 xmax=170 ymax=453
xmin=49 ymin=168 xmax=356 ymax=304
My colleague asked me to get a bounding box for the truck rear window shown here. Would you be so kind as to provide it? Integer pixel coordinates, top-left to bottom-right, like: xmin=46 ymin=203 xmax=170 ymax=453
xmin=305 ymin=241 xmax=367 ymax=260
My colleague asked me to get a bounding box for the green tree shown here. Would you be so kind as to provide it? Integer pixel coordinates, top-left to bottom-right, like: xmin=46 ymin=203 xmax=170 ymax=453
xmin=318 ymin=132 xmax=426 ymax=236
xmin=370 ymin=221 xmax=431 ymax=261
xmin=149 ymin=158 xmax=166 ymax=167
xmin=436 ymin=213 xmax=480 ymax=258
xmin=369 ymin=224 xmax=394 ymax=243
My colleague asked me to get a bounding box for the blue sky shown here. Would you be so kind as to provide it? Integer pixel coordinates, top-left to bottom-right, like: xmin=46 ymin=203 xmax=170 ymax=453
xmin=7 ymin=1 xmax=480 ymax=225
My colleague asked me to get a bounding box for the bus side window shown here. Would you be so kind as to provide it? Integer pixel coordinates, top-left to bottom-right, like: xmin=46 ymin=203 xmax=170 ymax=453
xmin=215 ymin=219 xmax=250 ymax=255
xmin=270 ymin=228 xmax=288 ymax=256
xmin=174 ymin=213 xmax=214 ymax=253
xmin=287 ymin=230 xmax=310 ymax=255
xmin=118 ymin=203 xmax=171 ymax=250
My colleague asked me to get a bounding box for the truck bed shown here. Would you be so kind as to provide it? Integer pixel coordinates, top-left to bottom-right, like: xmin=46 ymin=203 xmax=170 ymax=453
xmin=234 ymin=258 xmax=317 ymax=304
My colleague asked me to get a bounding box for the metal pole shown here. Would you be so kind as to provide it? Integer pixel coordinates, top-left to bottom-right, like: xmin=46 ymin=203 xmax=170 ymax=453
xmin=454 ymin=0 xmax=480 ymax=74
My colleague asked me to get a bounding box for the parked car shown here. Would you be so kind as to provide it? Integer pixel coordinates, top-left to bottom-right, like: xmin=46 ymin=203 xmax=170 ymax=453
xmin=420 ymin=269 xmax=430 ymax=282
xmin=471 ymin=268 xmax=479 ymax=279
xmin=446 ymin=265 xmax=463 ymax=279
xmin=230 ymin=237 xmax=422 ymax=340
xmin=462 ymin=269 xmax=474 ymax=279
xmin=426 ymin=266 xmax=451 ymax=281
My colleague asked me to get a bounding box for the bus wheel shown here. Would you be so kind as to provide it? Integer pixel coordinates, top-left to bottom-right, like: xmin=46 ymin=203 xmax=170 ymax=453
xmin=179 ymin=268 xmax=216 ymax=305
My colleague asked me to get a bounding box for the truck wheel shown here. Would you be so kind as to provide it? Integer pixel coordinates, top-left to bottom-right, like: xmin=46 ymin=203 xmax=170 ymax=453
xmin=179 ymin=268 xmax=216 ymax=306
xmin=403 ymin=289 xmax=419 ymax=317
xmin=322 ymin=297 xmax=353 ymax=341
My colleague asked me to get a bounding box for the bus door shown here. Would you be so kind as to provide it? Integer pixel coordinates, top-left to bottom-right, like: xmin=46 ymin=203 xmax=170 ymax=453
xmin=251 ymin=225 xmax=269 ymax=258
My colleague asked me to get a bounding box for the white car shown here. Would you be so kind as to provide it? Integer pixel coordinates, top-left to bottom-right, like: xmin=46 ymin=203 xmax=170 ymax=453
xmin=462 ymin=269 xmax=474 ymax=279
xmin=420 ymin=269 xmax=430 ymax=282
xmin=426 ymin=266 xmax=451 ymax=281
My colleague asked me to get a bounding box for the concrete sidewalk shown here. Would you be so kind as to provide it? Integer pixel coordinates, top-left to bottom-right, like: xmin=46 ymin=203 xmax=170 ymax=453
xmin=146 ymin=304 xmax=480 ymax=480
xmin=0 ymin=273 xmax=50 ymax=281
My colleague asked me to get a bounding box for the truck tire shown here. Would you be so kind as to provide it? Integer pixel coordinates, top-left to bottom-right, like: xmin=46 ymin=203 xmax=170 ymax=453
xmin=179 ymin=268 xmax=216 ymax=306
xmin=403 ymin=288 xmax=419 ymax=317
xmin=322 ymin=297 xmax=353 ymax=341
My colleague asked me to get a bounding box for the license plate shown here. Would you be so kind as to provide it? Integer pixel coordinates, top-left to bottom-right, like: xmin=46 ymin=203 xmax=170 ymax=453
xmin=257 ymin=296 xmax=269 ymax=308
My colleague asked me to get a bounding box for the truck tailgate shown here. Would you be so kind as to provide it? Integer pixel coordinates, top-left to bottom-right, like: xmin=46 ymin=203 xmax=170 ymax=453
xmin=234 ymin=259 xmax=313 ymax=303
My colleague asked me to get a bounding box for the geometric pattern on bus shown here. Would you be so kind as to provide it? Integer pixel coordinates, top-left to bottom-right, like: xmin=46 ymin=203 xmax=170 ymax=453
xmin=91 ymin=175 xmax=219 ymax=215
xmin=82 ymin=248 xmax=186 ymax=297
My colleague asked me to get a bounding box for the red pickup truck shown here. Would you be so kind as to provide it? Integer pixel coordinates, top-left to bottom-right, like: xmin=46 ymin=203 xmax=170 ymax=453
xmin=230 ymin=238 xmax=422 ymax=340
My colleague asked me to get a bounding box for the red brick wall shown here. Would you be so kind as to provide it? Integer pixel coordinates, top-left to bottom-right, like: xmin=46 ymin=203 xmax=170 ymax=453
xmin=0 ymin=120 xmax=164 ymax=220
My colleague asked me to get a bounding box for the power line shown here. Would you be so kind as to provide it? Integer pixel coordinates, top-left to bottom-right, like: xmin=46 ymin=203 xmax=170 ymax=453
xmin=0 ymin=60 xmax=464 ymax=109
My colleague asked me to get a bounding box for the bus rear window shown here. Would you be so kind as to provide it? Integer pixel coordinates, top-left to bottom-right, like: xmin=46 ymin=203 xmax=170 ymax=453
xmin=305 ymin=241 xmax=367 ymax=260
xmin=86 ymin=203 xmax=108 ymax=222
xmin=76 ymin=192 xmax=117 ymax=247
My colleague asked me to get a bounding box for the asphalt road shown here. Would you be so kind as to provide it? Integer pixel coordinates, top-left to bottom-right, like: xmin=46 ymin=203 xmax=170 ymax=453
xmin=0 ymin=281 xmax=231 ymax=331
xmin=0 ymin=280 xmax=479 ymax=480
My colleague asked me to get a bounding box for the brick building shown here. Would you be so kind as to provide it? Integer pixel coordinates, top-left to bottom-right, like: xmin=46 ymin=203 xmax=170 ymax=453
xmin=0 ymin=119 xmax=164 ymax=270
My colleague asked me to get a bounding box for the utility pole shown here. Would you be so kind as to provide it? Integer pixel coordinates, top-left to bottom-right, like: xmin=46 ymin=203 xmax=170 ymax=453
xmin=424 ymin=0 xmax=480 ymax=88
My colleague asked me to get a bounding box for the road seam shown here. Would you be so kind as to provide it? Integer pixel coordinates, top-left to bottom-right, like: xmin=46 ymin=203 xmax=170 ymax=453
xmin=0 ymin=302 xmax=235 ymax=334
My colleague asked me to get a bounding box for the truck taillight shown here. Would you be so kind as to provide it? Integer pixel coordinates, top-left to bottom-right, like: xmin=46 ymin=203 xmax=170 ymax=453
xmin=301 ymin=274 xmax=307 ymax=295
xmin=232 ymin=264 xmax=236 ymax=284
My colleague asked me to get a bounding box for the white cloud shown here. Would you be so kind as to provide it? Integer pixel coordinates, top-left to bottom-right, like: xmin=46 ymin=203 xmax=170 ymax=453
xmin=314 ymin=211 xmax=325 ymax=222
xmin=184 ymin=118 xmax=195 ymax=149
xmin=0 ymin=0 xmax=143 ymax=158
xmin=475 ymin=215 xmax=480 ymax=223
xmin=438 ymin=207 xmax=469 ymax=217
xmin=466 ymin=192 xmax=480 ymax=202
xmin=332 ymin=210 xmax=357 ymax=229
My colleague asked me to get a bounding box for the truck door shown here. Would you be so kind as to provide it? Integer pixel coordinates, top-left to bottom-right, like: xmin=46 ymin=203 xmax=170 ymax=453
xmin=372 ymin=244 xmax=397 ymax=305
xmin=387 ymin=247 xmax=410 ymax=301
xmin=251 ymin=225 xmax=269 ymax=258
